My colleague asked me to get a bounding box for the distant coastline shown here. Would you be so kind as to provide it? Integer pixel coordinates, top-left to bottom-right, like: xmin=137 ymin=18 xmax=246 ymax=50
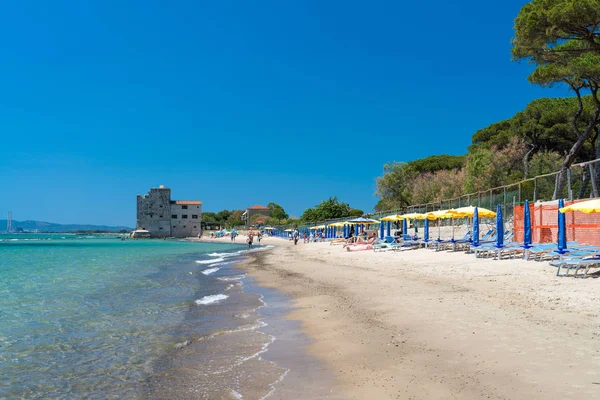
xmin=0 ymin=219 xmax=133 ymax=233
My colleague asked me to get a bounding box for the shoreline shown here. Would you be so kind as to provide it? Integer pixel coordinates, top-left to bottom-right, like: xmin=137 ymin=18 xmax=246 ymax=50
xmin=144 ymin=238 xmax=335 ymax=399
xmin=233 ymin=236 xmax=600 ymax=399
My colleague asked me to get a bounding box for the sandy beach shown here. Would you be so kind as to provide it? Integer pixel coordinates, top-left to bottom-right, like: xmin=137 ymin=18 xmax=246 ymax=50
xmin=202 ymin=234 xmax=600 ymax=399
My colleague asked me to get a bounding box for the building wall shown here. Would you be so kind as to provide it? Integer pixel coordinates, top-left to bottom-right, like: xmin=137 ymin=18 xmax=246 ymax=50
xmin=245 ymin=208 xmax=271 ymax=223
xmin=136 ymin=188 xmax=172 ymax=237
xmin=171 ymin=204 xmax=202 ymax=238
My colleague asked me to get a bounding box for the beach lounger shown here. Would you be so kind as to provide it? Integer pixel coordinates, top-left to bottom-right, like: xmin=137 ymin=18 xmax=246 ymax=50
xmin=550 ymin=252 xmax=600 ymax=278
xmin=434 ymin=231 xmax=471 ymax=252
xmin=373 ymin=236 xmax=398 ymax=252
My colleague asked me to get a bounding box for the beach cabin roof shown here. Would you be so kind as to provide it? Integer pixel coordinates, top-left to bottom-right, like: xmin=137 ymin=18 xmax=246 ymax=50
xmin=247 ymin=205 xmax=270 ymax=210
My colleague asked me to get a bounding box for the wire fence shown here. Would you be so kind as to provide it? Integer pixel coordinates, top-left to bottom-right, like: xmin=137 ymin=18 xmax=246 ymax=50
xmin=272 ymin=157 xmax=600 ymax=233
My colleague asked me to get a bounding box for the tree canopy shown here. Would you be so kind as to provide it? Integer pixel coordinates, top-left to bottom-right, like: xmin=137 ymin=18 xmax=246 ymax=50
xmin=267 ymin=202 xmax=288 ymax=223
xmin=300 ymin=197 xmax=352 ymax=222
xmin=375 ymin=95 xmax=598 ymax=211
xmin=512 ymin=0 xmax=600 ymax=195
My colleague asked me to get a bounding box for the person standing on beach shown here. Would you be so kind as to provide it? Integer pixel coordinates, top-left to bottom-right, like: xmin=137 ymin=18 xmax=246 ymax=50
xmin=247 ymin=234 xmax=253 ymax=249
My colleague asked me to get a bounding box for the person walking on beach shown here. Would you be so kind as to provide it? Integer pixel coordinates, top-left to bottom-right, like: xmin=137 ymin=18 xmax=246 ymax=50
xmin=247 ymin=233 xmax=253 ymax=249
xmin=293 ymin=229 xmax=299 ymax=245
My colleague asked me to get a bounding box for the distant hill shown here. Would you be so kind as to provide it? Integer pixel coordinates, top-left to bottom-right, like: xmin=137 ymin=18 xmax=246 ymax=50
xmin=0 ymin=220 xmax=133 ymax=233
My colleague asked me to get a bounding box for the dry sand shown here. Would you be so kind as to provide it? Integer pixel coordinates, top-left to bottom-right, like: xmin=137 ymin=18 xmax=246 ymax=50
xmin=202 ymin=234 xmax=600 ymax=399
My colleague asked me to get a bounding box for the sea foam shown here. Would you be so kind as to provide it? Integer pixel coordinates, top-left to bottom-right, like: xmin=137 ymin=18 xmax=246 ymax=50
xmin=196 ymin=258 xmax=225 ymax=264
xmin=217 ymin=275 xmax=246 ymax=281
xmin=208 ymin=251 xmax=241 ymax=258
xmin=195 ymin=294 xmax=228 ymax=305
xmin=202 ymin=267 xmax=220 ymax=275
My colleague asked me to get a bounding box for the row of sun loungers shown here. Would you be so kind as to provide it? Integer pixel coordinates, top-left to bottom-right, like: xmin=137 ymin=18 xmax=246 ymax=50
xmin=317 ymin=227 xmax=600 ymax=278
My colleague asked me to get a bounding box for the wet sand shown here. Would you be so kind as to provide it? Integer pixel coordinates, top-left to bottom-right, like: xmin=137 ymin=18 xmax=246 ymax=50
xmin=226 ymin=235 xmax=600 ymax=399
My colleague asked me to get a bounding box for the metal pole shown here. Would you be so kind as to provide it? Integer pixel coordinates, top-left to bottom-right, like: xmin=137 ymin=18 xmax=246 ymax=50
xmin=590 ymin=163 xmax=599 ymax=198
xmin=567 ymin=168 xmax=573 ymax=200
xmin=518 ymin=182 xmax=521 ymax=205
xmin=533 ymin=178 xmax=537 ymax=202
xmin=503 ymin=187 xmax=507 ymax=221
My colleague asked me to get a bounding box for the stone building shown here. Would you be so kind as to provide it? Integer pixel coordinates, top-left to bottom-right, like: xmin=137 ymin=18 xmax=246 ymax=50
xmin=241 ymin=205 xmax=271 ymax=225
xmin=136 ymin=185 xmax=202 ymax=238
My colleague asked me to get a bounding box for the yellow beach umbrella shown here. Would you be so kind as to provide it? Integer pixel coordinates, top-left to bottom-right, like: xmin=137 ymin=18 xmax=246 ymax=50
xmin=310 ymin=225 xmax=326 ymax=229
xmin=449 ymin=206 xmax=496 ymax=219
xmin=425 ymin=210 xmax=456 ymax=240
xmin=425 ymin=210 xmax=454 ymax=220
xmin=380 ymin=214 xmax=403 ymax=221
xmin=559 ymin=199 xmax=600 ymax=214
xmin=327 ymin=221 xmax=347 ymax=227
xmin=401 ymin=212 xmax=426 ymax=220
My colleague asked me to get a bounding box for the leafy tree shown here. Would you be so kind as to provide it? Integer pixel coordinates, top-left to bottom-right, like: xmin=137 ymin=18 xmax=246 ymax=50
xmin=202 ymin=212 xmax=218 ymax=224
xmin=465 ymin=136 xmax=528 ymax=192
xmin=300 ymin=207 xmax=317 ymax=222
xmin=348 ymin=209 xmax=364 ymax=217
xmin=512 ymin=0 xmax=600 ymax=197
xmin=375 ymin=162 xmax=418 ymax=210
xmin=411 ymin=168 xmax=466 ymax=204
xmin=267 ymin=202 xmax=288 ymax=223
xmin=225 ymin=210 xmax=244 ymax=228
xmin=215 ymin=210 xmax=232 ymax=225
xmin=300 ymin=197 xmax=351 ymax=222
xmin=529 ymin=150 xmax=564 ymax=177
xmin=409 ymin=155 xmax=466 ymax=173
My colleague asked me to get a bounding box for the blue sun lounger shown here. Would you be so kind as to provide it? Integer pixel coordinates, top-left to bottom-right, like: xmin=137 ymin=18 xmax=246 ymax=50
xmin=550 ymin=252 xmax=600 ymax=278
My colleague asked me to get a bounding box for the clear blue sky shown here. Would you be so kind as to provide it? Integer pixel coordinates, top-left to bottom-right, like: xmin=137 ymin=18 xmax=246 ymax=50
xmin=0 ymin=0 xmax=568 ymax=226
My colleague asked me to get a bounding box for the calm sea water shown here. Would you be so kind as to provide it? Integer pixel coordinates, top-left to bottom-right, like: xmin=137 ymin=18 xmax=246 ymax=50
xmin=0 ymin=234 xmax=283 ymax=399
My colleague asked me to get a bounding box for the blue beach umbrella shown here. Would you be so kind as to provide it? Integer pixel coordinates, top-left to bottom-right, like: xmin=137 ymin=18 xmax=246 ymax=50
xmin=495 ymin=204 xmax=504 ymax=249
xmin=343 ymin=224 xmax=347 ymax=238
xmin=557 ymin=199 xmax=567 ymax=253
xmin=380 ymin=222 xmax=384 ymax=239
xmin=472 ymin=207 xmax=480 ymax=247
xmin=523 ymin=200 xmax=532 ymax=248
xmin=402 ymin=219 xmax=408 ymax=235
xmin=522 ymin=200 xmax=533 ymax=260
xmin=386 ymin=221 xmax=391 ymax=237
xmin=424 ymin=218 xmax=429 ymax=243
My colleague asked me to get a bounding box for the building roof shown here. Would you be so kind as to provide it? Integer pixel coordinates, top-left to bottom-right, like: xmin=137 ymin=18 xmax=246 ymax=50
xmin=247 ymin=205 xmax=270 ymax=210
xmin=172 ymin=200 xmax=202 ymax=205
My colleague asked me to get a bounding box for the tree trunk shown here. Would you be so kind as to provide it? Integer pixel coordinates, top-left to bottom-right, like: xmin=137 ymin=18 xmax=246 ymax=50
xmin=523 ymin=144 xmax=535 ymax=179
xmin=553 ymin=134 xmax=589 ymax=199
xmin=553 ymin=85 xmax=600 ymax=200
xmin=595 ymin=127 xmax=600 ymax=197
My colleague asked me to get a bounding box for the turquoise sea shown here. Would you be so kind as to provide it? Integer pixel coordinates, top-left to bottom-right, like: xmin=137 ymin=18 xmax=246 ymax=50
xmin=0 ymin=234 xmax=284 ymax=399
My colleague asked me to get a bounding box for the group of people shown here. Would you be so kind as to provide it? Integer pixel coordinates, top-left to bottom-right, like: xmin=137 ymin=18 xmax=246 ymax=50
xmin=246 ymin=231 xmax=263 ymax=248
